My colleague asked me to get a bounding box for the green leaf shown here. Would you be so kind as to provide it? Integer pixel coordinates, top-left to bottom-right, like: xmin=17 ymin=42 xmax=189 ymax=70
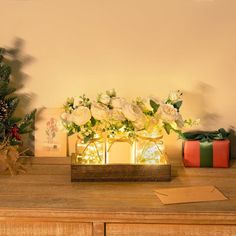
xmin=18 ymin=110 xmax=37 ymax=134
xmin=7 ymin=117 xmax=22 ymax=126
xmin=173 ymin=100 xmax=182 ymax=112
xmin=19 ymin=129 xmax=34 ymax=134
xmin=74 ymin=124 xmax=81 ymax=133
xmin=23 ymin=109 xmax=37 ymax=122
xmin=150 ymin=100 xmax=160 ymax=114
xmin=91 ymin=116 xmax=96 ymax=126
xmin=84 ymin=135 xmax=91 ymax=143
xmin=0 ymin=64 xmax=11 ymax=81
xmin=0 ymin=82 xmax=16 ymax=97
xmin=19 ymin=121 xmax=32 ymax=132
xmin=67 ymin=129 xmax=74 ymax=136
xmin=6 ymin=97 xmax=19 ymax=115
xmin=163 ymin=123 xmax=171 ymax=135
xmin=10 ymin=139 xmax=22 ymax=146
xmin=163 ymin=122 xmax=183 ymax=138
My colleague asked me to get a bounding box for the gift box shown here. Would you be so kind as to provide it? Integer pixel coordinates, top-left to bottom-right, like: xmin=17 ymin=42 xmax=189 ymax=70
xmin=182 ymin=129 xmax=230 ymax=168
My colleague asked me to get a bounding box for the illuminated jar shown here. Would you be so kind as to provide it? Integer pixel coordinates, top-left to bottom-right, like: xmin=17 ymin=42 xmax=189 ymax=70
xmin=135 ymin=131 xmax=167 ymax=165
xmin=106 ymin=136 xmax=135 ymax=164
xmin=73 ymin=136 xmax=106 ymax=164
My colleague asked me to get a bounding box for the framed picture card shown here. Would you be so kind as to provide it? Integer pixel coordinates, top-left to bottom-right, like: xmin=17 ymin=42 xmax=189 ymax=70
xmin=35 ymin=108 xmax=67 ymax=157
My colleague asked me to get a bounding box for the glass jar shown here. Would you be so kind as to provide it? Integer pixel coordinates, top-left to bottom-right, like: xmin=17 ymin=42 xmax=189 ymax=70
xmin=73 ymin=136 xmax=106 ymax=164
xmin=106 ymin=136 xmax=135 ymax=164
xmin=135 ymin=132 xmax=167 ymax=165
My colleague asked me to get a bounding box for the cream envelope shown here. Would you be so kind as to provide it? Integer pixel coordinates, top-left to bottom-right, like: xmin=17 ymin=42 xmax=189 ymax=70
xmin=155 ymin=185 xmax=227 ymax=205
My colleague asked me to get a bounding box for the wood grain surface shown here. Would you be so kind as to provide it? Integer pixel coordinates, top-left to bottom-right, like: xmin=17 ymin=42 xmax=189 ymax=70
xmin=106 ymin=223 xmax=236 ymax=236
xmin=0 ymin=156 xmax=235 ymax=235
xmin=71 ymin=164 xmax=171 ymax=181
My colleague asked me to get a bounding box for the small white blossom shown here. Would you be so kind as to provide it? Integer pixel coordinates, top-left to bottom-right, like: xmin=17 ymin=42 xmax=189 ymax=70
xmin=106 ymin=89 xmax=116 ymax=97
xmin=168 ymin=90 xmax=182 ymax=103
xmin=73 ymin=96 xmax=84 ymax=108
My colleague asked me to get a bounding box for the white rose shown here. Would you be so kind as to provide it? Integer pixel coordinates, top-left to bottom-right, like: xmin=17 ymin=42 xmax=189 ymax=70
xmin=98 ymin=93 xmax=111 ymax=105
xmin=109 ymin=109 xmax=126 ymax=121
xmin=91 ymin=102 xmax=109 ymax=120
xmin=61 ymin=112 xmax=73 ymax=122
xmin=168 ymin=90 xmax=182 ymax=103
xmin=159 ymin=104 xmax=179 ymax=122
xmin=71 ymin=106 xmax=91 ymax=126
xmin=122 ymin=103 xmax=144 ymax=122
xmin=111 ymin=97 xmax=127 ymax=109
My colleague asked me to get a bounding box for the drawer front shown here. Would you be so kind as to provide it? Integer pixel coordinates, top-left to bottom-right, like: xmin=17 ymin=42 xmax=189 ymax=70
xmin=0 ymin=222 xmax=92 ymax=236
xmin=106 ymin=223 xmax=236 ymax=236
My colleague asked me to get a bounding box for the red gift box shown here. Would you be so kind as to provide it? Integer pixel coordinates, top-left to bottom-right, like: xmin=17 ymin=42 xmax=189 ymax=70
xmin=183 ymin=139 xmax=230 ymax=168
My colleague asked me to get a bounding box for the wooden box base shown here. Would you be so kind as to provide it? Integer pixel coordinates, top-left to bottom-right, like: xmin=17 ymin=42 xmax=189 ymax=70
xmin=71 ymin=164 xmax=171 ymax=182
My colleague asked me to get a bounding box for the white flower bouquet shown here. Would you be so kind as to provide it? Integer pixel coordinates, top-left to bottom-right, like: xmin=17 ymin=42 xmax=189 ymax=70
xmin=61 ymin=89 xmax=198 ymax=143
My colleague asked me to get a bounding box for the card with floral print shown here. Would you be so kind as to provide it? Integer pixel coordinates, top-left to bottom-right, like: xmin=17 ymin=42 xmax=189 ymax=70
xmin=35 ymin=108 xmax=67 ymax=157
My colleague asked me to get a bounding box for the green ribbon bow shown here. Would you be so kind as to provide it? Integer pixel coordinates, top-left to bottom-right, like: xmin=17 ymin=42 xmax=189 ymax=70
xmin=182 ymin=128 xmax=229 ymax=142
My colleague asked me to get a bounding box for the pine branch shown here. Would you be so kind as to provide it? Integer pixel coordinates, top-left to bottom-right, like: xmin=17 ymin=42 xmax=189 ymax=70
xmin=18 ymin=109 xmax=37 ymax=134
xmin=0 ymin=47 xmax=36 ymax=148
xmin=0 ymin=63 xmax=11 ymax=82
xmin=0 ymin=81 xmax=16 ymax=97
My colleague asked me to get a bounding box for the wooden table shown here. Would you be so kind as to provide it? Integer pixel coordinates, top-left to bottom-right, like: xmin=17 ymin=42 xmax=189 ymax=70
xmin=0 ymin=156 xmax=236 ymax=236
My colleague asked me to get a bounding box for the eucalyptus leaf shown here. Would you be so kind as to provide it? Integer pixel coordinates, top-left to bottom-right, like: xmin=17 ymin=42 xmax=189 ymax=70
xmin=150 ymin=100 xmax=160 ymax=114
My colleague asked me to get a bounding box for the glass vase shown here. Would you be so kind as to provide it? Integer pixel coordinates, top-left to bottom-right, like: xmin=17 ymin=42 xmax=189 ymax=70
xmin=106 ymin=136 xmax=135 ymax=164
xmin=135 ymin=132 xmax=167 ymax=165
xmin=73 ymin=136 xmax=106 ymax=164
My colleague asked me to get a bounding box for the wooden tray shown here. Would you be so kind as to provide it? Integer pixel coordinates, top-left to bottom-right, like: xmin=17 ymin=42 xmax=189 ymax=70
xmin=71 ymin=163 xmax=171 ymax=182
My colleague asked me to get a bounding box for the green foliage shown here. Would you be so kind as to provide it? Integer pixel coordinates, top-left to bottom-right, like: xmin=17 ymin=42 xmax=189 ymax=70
xmin=150 ymin=99 xmax=160 ymax=114
xmin=163 ymin=122 xmax=171 ymax=135
xmin=0 ymin=81 xmax=16 ymax=97
xmin=0 ymin=122 xmax=5 ymax=141
xmin=91 ymin=116 xmax=96 ymax=126
xmin=5 ymin=97 xmax=19 ymax=116
xmin=0 ymin=64 xmax=11 ymax=81
xmin=84 ymin=135 xmax=92 ymax=143
xmin=163 ymin=122 xmax=183 ymax=138
xmin=0 ymin=47 xmax=36 ymax=146
xmin=18 ymin=110 xmax=36 ymax=135
xmin=173 ymin=100 xmax=182 ymax=112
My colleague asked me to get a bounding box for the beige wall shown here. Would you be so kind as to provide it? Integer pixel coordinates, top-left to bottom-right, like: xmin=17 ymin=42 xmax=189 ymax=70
xmin=1 ymin=0 xmax=236 ymax=157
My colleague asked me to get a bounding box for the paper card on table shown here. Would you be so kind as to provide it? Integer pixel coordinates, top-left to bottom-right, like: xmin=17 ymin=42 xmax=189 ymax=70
xmin=155 ymin=185 xmax=227 ymax=205
xmin=35 ymin=108 xmax=67 ymax=157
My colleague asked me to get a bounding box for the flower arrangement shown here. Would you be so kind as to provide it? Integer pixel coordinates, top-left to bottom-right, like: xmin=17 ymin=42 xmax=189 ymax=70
xmin=61 ymin=89 xmax=198 ymax=143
